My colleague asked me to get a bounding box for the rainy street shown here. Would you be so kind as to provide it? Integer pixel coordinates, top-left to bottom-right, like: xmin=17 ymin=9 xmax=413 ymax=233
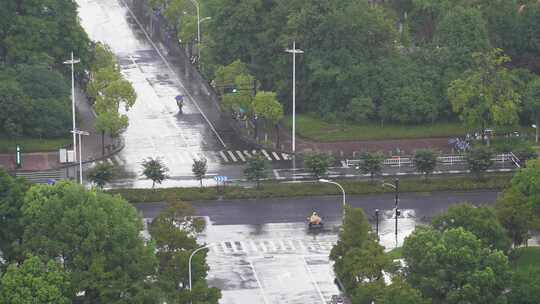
xmin=137 ymin=190 xmax=501 ymax=304
xmin=76 ymin=0 xmax=259 ymax=188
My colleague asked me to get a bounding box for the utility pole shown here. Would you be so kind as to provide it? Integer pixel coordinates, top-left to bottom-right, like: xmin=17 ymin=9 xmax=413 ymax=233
xmin=63 ymin=52 xmax=80 ymax=162
xmin=285 ymin=41 xmax=303 ymax=179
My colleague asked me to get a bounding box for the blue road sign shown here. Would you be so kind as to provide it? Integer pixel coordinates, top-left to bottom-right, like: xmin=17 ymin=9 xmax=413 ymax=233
xmin=213 ymin=176 xmax=228 ymax=183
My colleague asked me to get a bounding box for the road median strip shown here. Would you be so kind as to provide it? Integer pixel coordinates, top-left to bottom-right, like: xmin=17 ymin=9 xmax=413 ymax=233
xmin=108 ymin=173 xmax=512 ymax=204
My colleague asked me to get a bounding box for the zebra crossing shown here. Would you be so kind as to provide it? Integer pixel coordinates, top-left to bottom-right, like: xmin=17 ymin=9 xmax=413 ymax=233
xmin=92 ymin=149 xmax=290 ymax=168
xmin=209 ymin=238 xmax=335 ymax=256
xmin=217 ymin=149 xmax=291 ymax=163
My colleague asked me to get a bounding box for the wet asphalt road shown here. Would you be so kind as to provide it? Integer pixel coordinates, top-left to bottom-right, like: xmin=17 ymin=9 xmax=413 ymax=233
xmin=77 ymin=0 xmax=252 ymax=188
xmin=137 ymin=190 xmax=499 ymax=304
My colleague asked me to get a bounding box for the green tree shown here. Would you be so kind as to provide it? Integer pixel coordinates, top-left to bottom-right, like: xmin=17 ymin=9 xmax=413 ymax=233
xmin=431 ymin=203 xmax=511 ymax=252
xmin=448 ymin=49 xmax=521 ymax=143
xmin=0 ymin=169 xmax=28 ymax=264
xmin=495 ymin=189 xmax=533 ymax=247
xmin=20 ymin=182 xmax=157 ymax=303
xmin=253 ymin=91 xmax=284 ymax=147
xmin=86 ymin=162 xmax=114 ymax=189
xmin=149 ymin=202 xmax=220 ymax=304
xmin=0 ymin=255 xmax=70 ymax=304
xmin=508 ymin=157 xmax=540 ymax=224
xmin=348 ymin=96 xmax=374 ymax=122
xmin=524 ymin=77 xmax=540 ymax=142
xmin=304 ymin=152 xmax=334 ymax=179
xmin=413 ymin=149 xmax=437 ymax=181
xmin=375 ymin=278 xmax=430 ymax=304
xmin=508 ymin=266 xmax=540 ymax=304
xmin=192 ymin=157 xmax=208 ymax=190
xmin=141 ymin=157 xmax=169 ymax=189
xmin=403 ymin=226 xmax=510 ymax=304
xmin=243 ymin=154 xmax=269 ymax=188
xmin=0 ymin=79 xmax=30 ymax=138
xmin=466 ymin=145 xmax=494 ymax=179
xmin=358 ymin=152 xmax=384 ymax=181
xmin=330 ymin=206 xmax=390 ymax=301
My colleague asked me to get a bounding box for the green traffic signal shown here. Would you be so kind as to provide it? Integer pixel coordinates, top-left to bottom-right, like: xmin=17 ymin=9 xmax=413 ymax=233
xmin=16 ymin=144 xmax=22 ymax=168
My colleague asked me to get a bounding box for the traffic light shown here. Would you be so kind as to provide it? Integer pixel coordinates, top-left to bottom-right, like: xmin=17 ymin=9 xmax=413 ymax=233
xmin=16 ymin=144 xmax=22 ymax=168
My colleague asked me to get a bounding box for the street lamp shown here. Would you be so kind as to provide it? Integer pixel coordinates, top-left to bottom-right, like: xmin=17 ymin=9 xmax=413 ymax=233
xmin=63 ymin=52 xmax=80 ymax=162
xmin=382 ymin=178 xmax=400 ymax=247
xmin=319 ymin=179 xmax=346 ymax=216
xmin=285 ymin=41 xmax=303 ymax=156
xmin=70 ymin=129 xmax=89 ymax=184
xmin=532 ymin=124 xmax=538 ymax=143
xmin=189 ymin=244 xmax=214 ymax=304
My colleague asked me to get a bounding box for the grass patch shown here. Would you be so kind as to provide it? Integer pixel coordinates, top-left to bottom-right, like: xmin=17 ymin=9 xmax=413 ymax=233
xmin=285 ymin=114 xmax=534 ymax=142
xmin=511 ymin=247 xmax=540 ymax=273
xmin=386 ymin=247 xmax=403 ymax=260
xmin=112 ymin=174 xmax=512 ymax=204
xmin=0 ymin=137 xmax=71 ymax=153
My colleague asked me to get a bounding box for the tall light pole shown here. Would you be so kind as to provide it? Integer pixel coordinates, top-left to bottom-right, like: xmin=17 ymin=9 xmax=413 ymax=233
xmin=63 ymin=52 xmax=80 ymax=162
xmin=189 ymin=244 xmax=214 ymax=304
xmin=188 ymin=0 xmax=200 ymax=64
xmin=285 ymin=41 xmax=303 ymax=156
xmin=71 ymin=129 xmax=89 ymax=184
xmin=319 ymin=179 xmax=346 ymax=216
xmin=532 ymin=124 xmax=538 ymax=143
xmin=382 ymin=178 xmax=400 ymax=247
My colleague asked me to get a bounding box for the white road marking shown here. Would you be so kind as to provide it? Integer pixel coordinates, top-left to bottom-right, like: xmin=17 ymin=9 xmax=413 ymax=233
xmin=260 ymin=241 xmax=268 ymax=252
xmin=218 ymin=151 xmax=229 ymax=162
xmin=235 ymin=150 xmax=246 ymax=162
xmin=227 ymin=151 xmax=238 ymax=162
xmin=281 ymin=153 xmax=290 ymax=160
xmin=271 ymin=151 xmax=281 ymax=160
xmin=249 ymin=240 xmax=258 ymax=252
xmin=243 ymin=150 xmax=252 ymax=158
xmin=248 ymin=261 xmax=271 ymax=304
xmin=261 ymin=149 xmax=273 ymax=161
xmin=120 ymin=0 xmax=227 ymax=148
xmin=303 ymin=256 xmax=326 ymax=303
xmin=272 ymin=169 xmax=281 ymax=179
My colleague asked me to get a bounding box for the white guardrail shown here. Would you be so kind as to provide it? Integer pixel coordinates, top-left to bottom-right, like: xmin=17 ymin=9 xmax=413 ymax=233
xmin=345 ymin=153 xmax=521 ymax=168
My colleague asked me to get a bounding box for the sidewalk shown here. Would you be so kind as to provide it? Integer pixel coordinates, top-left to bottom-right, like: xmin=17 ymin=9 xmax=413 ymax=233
xmin=0 ymin=88 xmax=121 ymax=172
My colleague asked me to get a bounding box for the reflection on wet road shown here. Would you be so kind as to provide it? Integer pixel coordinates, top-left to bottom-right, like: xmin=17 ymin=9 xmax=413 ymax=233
xmin=198 ymin=214 xmax=421 ymax=304
xmin=77 ymin=0 xmax=243 ymax=187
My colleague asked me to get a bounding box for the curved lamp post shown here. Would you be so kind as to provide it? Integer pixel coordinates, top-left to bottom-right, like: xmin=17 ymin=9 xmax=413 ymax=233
xmin=319 ymin=179 xmax=346 ymax=216
xmin=189 ymin=243 xmax=214 ymax=303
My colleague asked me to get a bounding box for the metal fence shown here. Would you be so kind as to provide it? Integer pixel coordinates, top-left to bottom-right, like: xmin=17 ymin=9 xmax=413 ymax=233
xmin=345 ymin=153 xmax=521 ymax=169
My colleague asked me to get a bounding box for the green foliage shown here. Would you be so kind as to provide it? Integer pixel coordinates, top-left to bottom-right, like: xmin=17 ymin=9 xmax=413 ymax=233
xmin=466 ymin=145 xmax=494 ymax=179
xmin=86 ymin=162 xmax=115 ymax=189
xmin=403 ymin=226 xmax=511 ymax=304
xmin=509 ymin=266 xmax=540 ymax=304
xmin=348 ymin=96 xmax=375 ymax=122
xmin=303 ymin=152 xmax=334 ymax=179
xmin=448 ymin=49 xmax=521 ymax=136
xmin=509 ymin=157 xmax=540 ymax=223
xmin=375 ymin=278 xmax=430 ymax=304
xmin=524 ymin=77 xmax=540 ymax=127
xmin=149 ymin=202 xmax=220 ymax=304
xmin=0 ymin=255 xmax=70 ymax=304
xmin=253 ymin=91 xmax=284 ymax=123
xmin=495 ymin=189 xmax=533 ymax=247
xmin=243 ymin=154 xmax=269 ymax=188
xmin=192 ymin=158 xmax=208 ymax=190
xmin=330 ymin=206 xmax=389 ymax=295
xmin=0 ymin=79 xmax=30 ymax=138
xmin=358 ymin=152 xmax=384 ymax=181
xmin=20 ymin=182 xmax=157 ymax=303
xmin=413 ymin=149 xmax=437 ymax=180
xmin=0 ymin=169 xmax=28 ymax=263
xmin=431 ymin=203 xmax=511 ymax=252
xmin=141 ymin=157 xmax=169 ymax=188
